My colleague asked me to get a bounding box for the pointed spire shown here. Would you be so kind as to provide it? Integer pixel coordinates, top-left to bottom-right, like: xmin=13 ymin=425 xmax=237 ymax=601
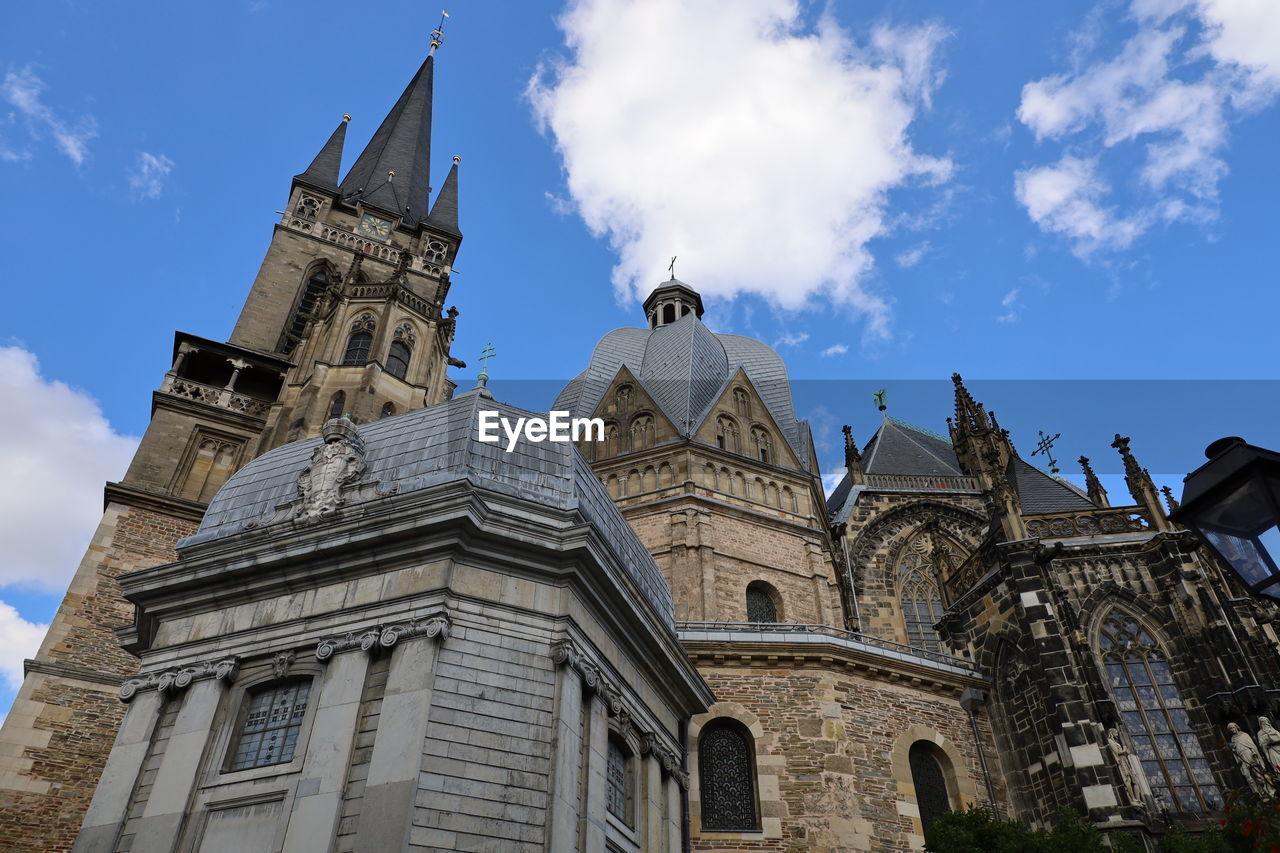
xmin=1078 ymin=456 xmax=1110 ymax=508
xmin=295 ymin=115 xmax=350 ymax=190
xmin=1111 ymin=434 xmax=1172 ymax=531
xmin=1161 ymin=485 xmax=1180 ymax=513
xmin=842 ymin=424 xmax=865 ymax=485
xmin=425 ymin=156 xmax=461 ymax=235
xmin=340 ymin=54 xmax=435 ymax=225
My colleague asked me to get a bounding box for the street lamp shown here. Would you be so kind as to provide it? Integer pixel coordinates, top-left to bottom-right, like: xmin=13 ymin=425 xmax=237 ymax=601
xmin=1173 ymin=437 xmax=1280 ymax=599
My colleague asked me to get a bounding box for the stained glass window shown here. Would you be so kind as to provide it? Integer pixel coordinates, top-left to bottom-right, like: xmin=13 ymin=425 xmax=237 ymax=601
xmin=699 ymin=719 xmax=758 ymax=831
xmin=607 ymin=737 xmax=632 ymax=825
xmin=909 ymin=741 xmax=951 ymax=835
xmin=898 ymin=531 xmax=953 ymax=651
xmin=1098 ymin=610 xmax=1222 ymax=814
xmin=746 ymin=583 xmax=778 ymax=623
xmin=228 ymin=680 xmax=311 ymax=771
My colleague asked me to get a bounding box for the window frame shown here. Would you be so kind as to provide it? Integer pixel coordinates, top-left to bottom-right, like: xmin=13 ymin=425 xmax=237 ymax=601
xmin=201 ymin=666 xmax=322 ymax=788
xmin=222 ymin=678 xmax=313 ymax=774
xmin=697 ymin=717 xmax=761 ymax=833
xmin=386 ymin=339 xmax=412 ymax=379
xmin=908 ymin=740 xmax=953 ymax=835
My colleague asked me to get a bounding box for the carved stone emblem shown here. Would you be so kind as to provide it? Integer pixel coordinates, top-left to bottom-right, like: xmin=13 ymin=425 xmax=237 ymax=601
xmin=296 ymin=418 xmax=365 ymax=524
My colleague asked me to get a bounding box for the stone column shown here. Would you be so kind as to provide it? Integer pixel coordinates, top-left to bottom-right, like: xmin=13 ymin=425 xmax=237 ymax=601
xmin=356 ymin=634 xmax=443 ymax=850
xmin=280 ymin=650 xmax=369 ymax=853
xmin=665 ymin=772 xmax=682 ymax=853
xmin=71 ymin=690 xmax=165 ymax=853
xmin=547 ymin=666 xmax=585 ymax=853
xmin=130 ymin=678 xmax=225 ymax=852
xmin=582 ymin=694 xmax=609 ymax=852
xmin=643 ymin=753 xmax=664 ymax=853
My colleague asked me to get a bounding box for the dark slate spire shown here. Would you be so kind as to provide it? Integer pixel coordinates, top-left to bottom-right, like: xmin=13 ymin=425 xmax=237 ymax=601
xmin=295 ymin=115 xmax=349 ymax=190
xmin=340 ymin=54 xmax=435 ymax=225
xmin=425 ymin=156 xmax=460 ymax=235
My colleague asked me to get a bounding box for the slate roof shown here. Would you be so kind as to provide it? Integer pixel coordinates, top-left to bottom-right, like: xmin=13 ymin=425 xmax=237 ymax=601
xmin=1007 ymin=456 xmax=1094 ymax=514
xmin=182 ymin=389 xmax=674 ymax=625
xmin=340 ymin=54 xmax=435 ymax=226
xmin=552 ymin=310 xmax=809 ymax=467
xmin=294 ymin=117 xmax=348 ymax=191
xmin=425 ymin=160 xmax=460 ymax=236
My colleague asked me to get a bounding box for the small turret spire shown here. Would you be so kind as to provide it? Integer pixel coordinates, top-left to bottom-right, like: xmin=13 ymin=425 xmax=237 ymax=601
xmin=294 ymin=115 xmax=349 ymax=190
xmin=1078 ymin=456 xmax=1110 ymax=508
xmin=842 ymin=425 xmax=865 ymax=485
xmin=425 ymin=156 xmax=461 ymax=236
xmin=1111 ymin=434 xmax=1172 ymax=531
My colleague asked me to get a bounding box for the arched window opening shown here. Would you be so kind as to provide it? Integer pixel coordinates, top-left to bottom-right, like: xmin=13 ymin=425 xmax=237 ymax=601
xmin=294 ymin=194 xmax=321 ymax=220
xmin=734 ymin=387 xmax=750 ymax=417
xmin=227 ymin=680 xmax=311 ymax=772
xmin=1098 ymin=610 xmax=1222 ymax=814
xmin=716 ymin=417 xmax=739 ymax=454
xmin=328 ymin=391 xmax=346 ymax=420
xmin=380 ymin=402 xmax=396 ymax=419
xmin=751 ymin=426 xmax=772 ymax=464
xmin=616 ymin=384 xmax=633 ymax=413
xmin=606 ymin=736 xmax=635 ymax=827
xmin=746 ymin=581 xmax=779 ymax=623
xmin=662 ymin=303 xmax=676 ymax=325
xmin=343 ymin=314 xmax=376 ymax=366
xmin=681 ymin=305 xmax=691 ymax=316
xmin=699 ymin=719 xmax=759 ymax=831
xmin=897 ymin=530 xmax=946 ymax=651
xmin=282 ymin=270 xmax=330 ymax=355
xmin=386 ymin=340 xmax=411 ymax=379
xmin=909 ymin=741 xmax=951 ymax=835
xmin=631 ymin=414 xmax=654 ymax=451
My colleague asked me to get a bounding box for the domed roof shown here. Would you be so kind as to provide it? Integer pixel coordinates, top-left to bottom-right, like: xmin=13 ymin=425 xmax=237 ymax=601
xmin=180 ymin=389 xmax=675 ymax=624
xmin=553 ymin=309 xmax=809 ymax=466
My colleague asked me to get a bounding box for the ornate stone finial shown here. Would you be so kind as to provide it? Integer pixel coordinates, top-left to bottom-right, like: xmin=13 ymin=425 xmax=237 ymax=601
xmin=1078 ymin=456 xmax=1109 ymax=508
xmin=430 ymin=9 xmax=449 ymax=55
xmin=344 ymin=249 xmax=364 ymax=284
xmin=452 ymin=154 xmax=461 ymax=164
xmin=295 ymin=419 xmax=366 ymax=524
xmin=1228 ymin=722 xmax=1277 ymax=798
xmin=342 ymin=113 xmax=351 ymax=122
xmin=1111 ymin=434 xmax=1171 ymax=529
xmin=1161 ymin=485 xmax=1180 ymax=513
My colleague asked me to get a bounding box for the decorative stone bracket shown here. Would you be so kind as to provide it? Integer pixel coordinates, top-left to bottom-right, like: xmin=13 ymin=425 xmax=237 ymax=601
xmin=119 ymin=657 xmax=239 ymax=702
xmin=551 ymin=639 xmax=689 ymax=787
xmin=315 ymin=610 xmax=451 ymax=662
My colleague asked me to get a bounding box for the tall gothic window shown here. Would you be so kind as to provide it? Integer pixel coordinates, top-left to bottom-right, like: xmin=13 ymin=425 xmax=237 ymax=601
xmin=328 ymin=390 xmax=345 ymax=420
xmin=909 ymin=741 xmax=952 ymax=835
xmin=699 ymin=719 xmax=758 ymax=831
xmin=282 ymin=270 xmax=330 ymax=355
xmin=227 ymin=680 xmax=311 ymax=772
xmin=746 ymin=581 xmax=779 ymax=623
xmin=386 ymin=340 xmax=411 ymax=379
xmin=343 ymin=314 xmax=376 ymax=365
xmin=897 ymin=530 xmax=947 ymax=651
xmin=1098 ymin=610 xmax=1222 ymax=814
xmin=606 ymin=736 xmax=634 ymax=827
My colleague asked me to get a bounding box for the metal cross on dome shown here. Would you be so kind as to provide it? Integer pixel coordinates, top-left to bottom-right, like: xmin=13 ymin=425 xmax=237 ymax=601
xmin=668 ymin=256 xmax=677 ymax=280
xmin=872 ymin=389 xmax=888 ymax=413
xmin=476 ymin=341 xmax=496 ymax=388
xmin=1032 ymin=429 xmax=1062 ymax=475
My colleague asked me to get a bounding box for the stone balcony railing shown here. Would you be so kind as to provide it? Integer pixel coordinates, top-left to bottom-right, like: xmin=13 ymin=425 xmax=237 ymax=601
xmin=280 ymin=213 xmax=449 ymax=277
xmin=1023 ymin=506 xmax=1151 ymax=538
xmin=159 ymin=375 xmax=273 ymax=419
xmin=864 ymin=473 xmax=982 ymax=492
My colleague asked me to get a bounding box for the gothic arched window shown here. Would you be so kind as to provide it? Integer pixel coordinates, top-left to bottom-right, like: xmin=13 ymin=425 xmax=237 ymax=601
xmin=606 ymin=736 xmax=634 ymax=827
xmin=631 ymin=414 xmax=654 ymax=451
xmin=227 ymin=680 xmax=311 ymax=772
xmin=699 ymin=719 xmax=758 ymax=831
xmin=343 ymin=314 xmax=376 ymax=366
xmin=386 ymin=340 xmax=411 ymax=379
xmin=1097 ymin=609 xmax=1222 ymax=814
xmin=746 ymin=581 xmax=779 ymax=623
xmin=328 ymin=391 xmax=345 ymax=420
xmin=282 ymin=270 xmax=330 ymax=355
xmin=909 ymin=741 xmax=952 ymax=835
xmin=897 ymin=530 xmax=946 ymax=651
xmin=380 ymin=402 xmax=396 ymax=419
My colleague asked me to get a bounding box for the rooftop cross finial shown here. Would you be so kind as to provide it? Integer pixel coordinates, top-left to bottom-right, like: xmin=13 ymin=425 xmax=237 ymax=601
xmin=1032 ymin=429 xmax=1062 ymax=475
xmin=430 ymin=9 xmax=449 ymax=56
xmin=872 ymin=389 xmax=888 ymax=414
xmin=476 ymin=341 xmax=496 ymax=388
xmin=668 ymin=255 xmax=677 ymax=280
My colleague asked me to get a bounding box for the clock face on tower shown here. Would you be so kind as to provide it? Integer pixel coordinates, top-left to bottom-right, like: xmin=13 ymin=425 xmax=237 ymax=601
xmin=355 ymin=213 xmax=393 ymax=241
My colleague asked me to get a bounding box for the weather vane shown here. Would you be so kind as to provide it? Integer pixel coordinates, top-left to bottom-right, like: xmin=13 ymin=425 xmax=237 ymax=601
xmin=872 ymin=389 xmax=888 ymax=413
xmin=430 ymin=9 xmax=450 ymax=55
xmin=668 ymin=256 xmax=677 ymax=280
xmin=477 ymin=341 xmax=496 ymax=387
xmin=1032 ymin=429 xmax=1062 ymax=475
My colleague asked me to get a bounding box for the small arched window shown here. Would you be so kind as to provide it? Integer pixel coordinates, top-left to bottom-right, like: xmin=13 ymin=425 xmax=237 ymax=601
xmin=328 ymin=391 xmax=345 ymax=420
xmin=909 ymin=741 xmax=951 ymax=835
xmin=715 ymin=416 xmax=739 ymax=454
xmin=699 ymin=719 xmax=758 ymax=831
xmin=386 ymin=340 xmax=411 ymax=379
xmin=616 ymin=384 xmax=633 ymax=413
xmin=227 ymin=680 xmax=312 ymax=772
xmin=380 ymin=402 xmax=396 ymax=419
xmin=733 ymin=387 xmax=750 ymax=417
xmin=343 ymin=314 xmax=376 ymax=365
xmin=751 ymin=426 xmax=772 ymax=463
xmin=606 ymin=736 xmax=635 ymax=827
xmin=746 ymin=581 xmax=779 ymax=623
xmin=662 ymin=303 xmax=676 ymax=325
xmin=631 ymin=414 xmax=654 ymax=451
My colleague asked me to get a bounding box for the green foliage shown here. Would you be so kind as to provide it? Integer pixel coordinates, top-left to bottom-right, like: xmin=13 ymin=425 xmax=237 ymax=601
xmin=923 ymin=806 xmax=1240 ymax=853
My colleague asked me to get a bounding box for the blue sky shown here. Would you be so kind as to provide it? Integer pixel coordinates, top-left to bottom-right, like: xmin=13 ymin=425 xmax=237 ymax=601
xmin=1 ymin=0 xmax=1278 ymax=716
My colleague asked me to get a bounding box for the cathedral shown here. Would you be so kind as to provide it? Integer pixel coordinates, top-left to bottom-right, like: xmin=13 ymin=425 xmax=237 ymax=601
xmin=2 ymin=38 xmax=1279 ymax=853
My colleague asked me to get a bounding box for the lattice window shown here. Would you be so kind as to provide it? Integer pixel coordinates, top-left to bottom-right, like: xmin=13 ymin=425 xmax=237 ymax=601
xmin=227 ymin=680 xmax=311 ymax=771
xmin=343 ymin=333 xmax=372 ymax=366
xmin=282 ymin=271 xmax=330 ymax=355
xmin=897 ymin=532 xmax=946 ymax=651
xmin=909 ymin=741 xmax=951 ymax=835
xmin=386 ymin=340 xmax=411 ymax=379
xmin=746 ymin=582 xmax=778 ymax=623
xmin=606 ymin=737 xmax=632 ymax=826
xmin=699 ymin=719 xmax=758 ymax=831
xmin=1098 ymin=610 xmax=1222 ymax=814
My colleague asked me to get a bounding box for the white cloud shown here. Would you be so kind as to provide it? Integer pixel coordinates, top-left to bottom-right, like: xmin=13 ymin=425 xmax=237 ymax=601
xmin=528 ymin=0 xmax=952 ymax=340
xmin=821 ymin=343 xmax=849 ymax=357
xmin=0 ymin=347 xmax=137 ymax=591
xmin=0 ymin=602 xmax=47 ymax=691
xmin=128 ymin=152 xmax=175 ymax=200
xmin=822 ymin=467 xmax=847 ymax=497
xmin=1014 ymin=0 xmax=1280 ymax=252
xmin=0 ymin=66 xmax=97 ymax=166
xmin=996 ymin=287 xmax=1022 ymax=323
xmin=894 ymin=242 xmax=930 ymax=268
xmin=774 ymin=332 xmax=809 ymax=347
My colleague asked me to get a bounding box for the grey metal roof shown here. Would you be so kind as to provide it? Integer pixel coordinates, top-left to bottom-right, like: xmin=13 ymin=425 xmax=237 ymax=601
xmin=340 ymin=54 xmax=435 ymax=226
xmin=552 ymin=311 xmax=808 ymax=466
xmin=425 ymin=161 xmax=460 ymax=236
xmin=182 ymin=390 xmax=674 ymax=625
xmin=294 ymin=117 xmax=347 ymax=191
xmin=1007 ymin=456 xmax=1095 ymax=514
xmin=862 ymin=419 xmax=964 ymax=477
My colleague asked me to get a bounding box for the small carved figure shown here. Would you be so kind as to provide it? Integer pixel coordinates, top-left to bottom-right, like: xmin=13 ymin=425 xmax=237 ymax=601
xmin=1228 ymin=722 xmax=1277 ymax=798
xmin=296 ymin=418 xmax=365 ymax=523
xmin=1258 ymin=716 xmax=1280 ymax=774
xmin=1105 ymin=727 xmax=1152 ymax=806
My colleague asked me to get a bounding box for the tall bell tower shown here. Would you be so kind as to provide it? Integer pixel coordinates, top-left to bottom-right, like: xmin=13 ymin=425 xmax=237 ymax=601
xmin=0 ymin=39 xmax=465 ymax=852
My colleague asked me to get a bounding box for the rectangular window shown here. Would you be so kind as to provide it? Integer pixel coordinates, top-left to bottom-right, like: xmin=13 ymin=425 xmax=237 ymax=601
xmin=227 ymin=681 xmax=311 ymax=772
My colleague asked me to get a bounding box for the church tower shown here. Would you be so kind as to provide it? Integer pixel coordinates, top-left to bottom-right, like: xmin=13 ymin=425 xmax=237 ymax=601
xmin=0 ymin=40 xmax=465 ymax=852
